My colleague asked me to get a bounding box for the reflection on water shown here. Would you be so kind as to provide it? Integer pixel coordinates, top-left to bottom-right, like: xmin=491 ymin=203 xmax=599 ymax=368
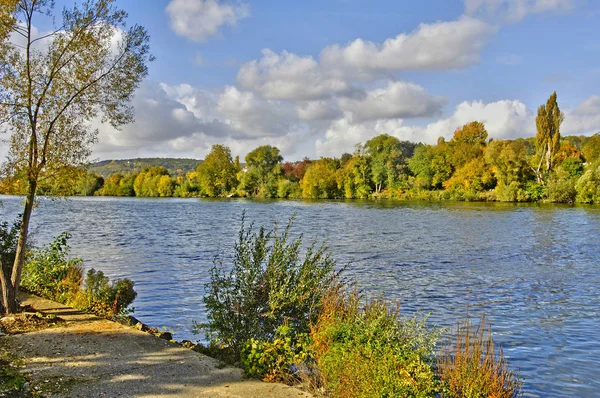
xmin=1 ymin=196 xmax=599 ymax=397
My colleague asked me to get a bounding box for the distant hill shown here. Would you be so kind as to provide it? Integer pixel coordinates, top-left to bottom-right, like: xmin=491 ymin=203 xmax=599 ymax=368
xmin=89 ymin=158 xmax=202 ymax=177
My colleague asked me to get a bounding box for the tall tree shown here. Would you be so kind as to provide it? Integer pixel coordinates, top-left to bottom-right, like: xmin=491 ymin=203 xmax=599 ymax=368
xmin=535 ymin=92 xmax=564 ymax=182
xmin=196 ymin=144 xmax=238 ymax=197
xmin=244 ymin=145 xmax=283 ymax=196
xmin=0 ymin=0 xmax=152 ymax=313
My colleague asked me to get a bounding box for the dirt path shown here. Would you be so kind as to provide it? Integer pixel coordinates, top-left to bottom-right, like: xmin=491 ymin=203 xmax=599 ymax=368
xmin=3 ymin=293 xmax=310 ymax=397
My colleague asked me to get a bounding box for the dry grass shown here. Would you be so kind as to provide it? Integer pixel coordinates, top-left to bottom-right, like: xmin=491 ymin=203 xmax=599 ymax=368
xmin=436 ymin=316 xmax=522 ymax=398
xmin=0 ymin=311 xmax=63 ymax=335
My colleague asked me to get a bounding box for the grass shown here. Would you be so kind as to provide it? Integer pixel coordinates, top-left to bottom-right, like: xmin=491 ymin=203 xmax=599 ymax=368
xmin=436 ymin=316 xmax=522 ymax=398
xmin=0 ymin=338 xmax=28 ymax=396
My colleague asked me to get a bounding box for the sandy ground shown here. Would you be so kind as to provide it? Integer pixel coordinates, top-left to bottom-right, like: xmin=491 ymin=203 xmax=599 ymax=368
xmin=2 ymin=293 xmax=311 ymax=398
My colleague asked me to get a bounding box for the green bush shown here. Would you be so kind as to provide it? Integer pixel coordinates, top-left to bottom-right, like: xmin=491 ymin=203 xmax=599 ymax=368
xmin=310 ymin=286 xmax=439 ymax=398
xmin=72 ymin=269 xmax=137 ymax=318
xmin=21 ymin=232 xmax=83 ymax=303
xmin=546 ymin=178 xmax=576 ymax=203
xmin=576 ymin=162 xmax=600 ymax=203
xmin=21 ymin=233 xmax=136 ymax=319
xmin=196 ymin=214 xmax=337 ymax=362
xmin=241 ymin=324 xmax=311 ymax=383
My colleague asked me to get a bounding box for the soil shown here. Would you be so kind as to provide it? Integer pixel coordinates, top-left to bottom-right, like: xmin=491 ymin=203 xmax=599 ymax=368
xmin=0 ymin=293 xmax=312 ymax=398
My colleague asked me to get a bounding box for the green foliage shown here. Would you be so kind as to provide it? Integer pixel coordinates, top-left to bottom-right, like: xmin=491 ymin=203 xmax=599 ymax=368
xmin=311 ymin=287 xmax=439 ymax=398
xmin=72 ymin=269 xmax=137 ymax=318
xmin=241 ymin=324 xmax=312 ymax=382
xmin=535 ymin=92 xmax=564 ymax=178
xmin=21 ymin=233 xmax=136 ymax=318
xmin=196 ymin=145 xmax=238 ymax=197
xmin=575 ymin=162 xmax=600 ymax=203
xmin=89 ymin=158 xmax=200 ymax=178
xmin=197 ymin=215 xmax=337 ymax=362
xmin=301 ymin=158 xmax=340 ymax=199
xmin=21 ymin=233 xmax=84 ymax=303
xmin=0 ymin=217 xmax=20 ymax=275
xmin=546 ymin=178 xmax=577 ymax=203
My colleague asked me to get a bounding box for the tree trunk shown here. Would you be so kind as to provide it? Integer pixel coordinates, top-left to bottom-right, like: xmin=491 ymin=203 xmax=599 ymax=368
xmin=0 ymin=264 xmax=15 ymax=314
xmin=3 ymin=179 xmax=37 ymax=314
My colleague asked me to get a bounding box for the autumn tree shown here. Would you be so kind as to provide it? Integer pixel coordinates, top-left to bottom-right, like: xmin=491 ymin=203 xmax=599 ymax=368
xmin=0 ymin=0 xmax=152 ymax=313
xmin=196 ymin=144 xmax=238 ymax=197
xmin=535 ymin=92 xmax=564 ymax=182
xmin=300 ymin=158 xmax=339 ymax=199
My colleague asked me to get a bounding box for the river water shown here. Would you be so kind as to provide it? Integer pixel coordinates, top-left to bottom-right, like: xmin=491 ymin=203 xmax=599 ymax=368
xmin=1 ymin=196 xmax=599 ymax=397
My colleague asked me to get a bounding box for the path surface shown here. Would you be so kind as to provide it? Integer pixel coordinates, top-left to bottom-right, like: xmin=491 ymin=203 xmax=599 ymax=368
xmin=5 ymin=293 xmax=310 ymax=398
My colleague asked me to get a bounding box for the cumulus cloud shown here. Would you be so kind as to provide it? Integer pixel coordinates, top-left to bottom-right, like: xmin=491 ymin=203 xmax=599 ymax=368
xmin=315 ymin=99 xmax=537 ymax=157
xmin=464 ymin=0 xmax=575 ymax=22
xmin=320 ymin=16 xmax=495 ymax=75
xmin=421 ymin=99 xmax=535 ymax=141
xmin=237 ymin=49 xmax=357 ymax=100
xmin=563 ymin=96 xmax=600 ymax=134
xmin=166 ymin=0 xmax=249 ymax=41
xmin=216 ymin=86 xmax=295 ymax=138
xmin=295 ymin=100 xmax=343 ymax=121
xmin=338 ymin=82 xmax=446 ymax=122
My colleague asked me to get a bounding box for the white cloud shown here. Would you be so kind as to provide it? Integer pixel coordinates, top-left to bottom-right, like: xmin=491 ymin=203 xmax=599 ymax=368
xmin=216 ymin=86 xmax=296 ymax=138
xmin=338 ymin=81 xmax=446 ymax=121
xmin=320 ymin=16 xmax=495 ymax=74
xmin=421 ymin=99 xmax=535 ymax=142
xmin=166 ymin=0 xmax=249 ymax=41
xmin=314 ymin=99 xmax=537 ymax=157
xmin=237 ymin=49 xmax=356 ymax=101
xmin=296 ymin=100 xmax=343 ymax=121
xmin=563 ymin=96 xmax=600 ymax=134
xmin=465 ymin=0 xmax=575 ymax=22
xmin=315 ymin=117 xmax=424 ymax=157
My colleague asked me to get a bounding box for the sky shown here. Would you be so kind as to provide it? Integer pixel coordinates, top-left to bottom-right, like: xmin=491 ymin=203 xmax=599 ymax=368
xmin=9 ymin=0 xmax=600 ymax=161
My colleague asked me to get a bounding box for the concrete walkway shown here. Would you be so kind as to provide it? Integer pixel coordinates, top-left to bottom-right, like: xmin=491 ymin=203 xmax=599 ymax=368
xmin=5 ymin=293 xmax=310 ymax=397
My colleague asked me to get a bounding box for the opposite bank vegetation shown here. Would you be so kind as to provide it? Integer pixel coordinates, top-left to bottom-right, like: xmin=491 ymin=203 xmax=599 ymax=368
xmin=2 ymin=93 xmax=599 ymax=205
xmin=1 ymin=215 xmax=523 ymax=398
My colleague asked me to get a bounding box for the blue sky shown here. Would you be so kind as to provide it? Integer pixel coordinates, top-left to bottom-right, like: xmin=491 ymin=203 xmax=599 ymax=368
xmin=57 ymin=1 xmax=600 ymax=160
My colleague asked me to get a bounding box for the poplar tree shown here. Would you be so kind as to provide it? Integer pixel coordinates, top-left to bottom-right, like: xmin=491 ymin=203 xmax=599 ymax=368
xmin=0 ymin=0 xmax=152 ymax=313
xmin=535 ymin=92 xmax=564 ymax=182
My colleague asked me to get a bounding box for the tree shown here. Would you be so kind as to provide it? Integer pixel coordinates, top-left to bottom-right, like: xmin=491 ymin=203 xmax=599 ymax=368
xmin=535 ymin=92 xmax=564 ymax=182
xmin=300 ymin=158 xmax=339 ymax=199
xmin=196 ymin=144 xmax=238 ymax=197
xmin=0 ymin=0 xmax=151 ymax=313
xmin=245 ymin=145 xmax=283 ymax=196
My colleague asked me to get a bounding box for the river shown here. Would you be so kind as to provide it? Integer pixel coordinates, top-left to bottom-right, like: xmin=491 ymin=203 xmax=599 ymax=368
xmin=1 ymin=196 xmax=599 ymax=397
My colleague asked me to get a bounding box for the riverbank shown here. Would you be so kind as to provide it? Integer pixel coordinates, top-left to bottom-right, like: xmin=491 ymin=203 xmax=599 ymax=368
xmin=0 ymin=292 xmax=310 ymax=397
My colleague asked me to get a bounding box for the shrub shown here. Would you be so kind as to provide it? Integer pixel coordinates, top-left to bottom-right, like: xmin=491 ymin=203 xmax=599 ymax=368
xmin=575 ymin=162 xmax=600 ymax=203
xmin=196 ymin=214 xmax=337 ymax=362
xmin=241 ymin=324 xmax=312 ymax=383
xmin=310 ymin=285 xmax=439 ymax=398
xmin=22 ymin=233 xmax=136 ymax=319
xmin=72 ymin=269 xmax=137 ymax=318
xmin=436 ymin=317 xmax=522 ymax=398
xmin=546 ymin=178 xmax=576 ymax=203
xmin=21 ymin=232 xmax=83 ymax=303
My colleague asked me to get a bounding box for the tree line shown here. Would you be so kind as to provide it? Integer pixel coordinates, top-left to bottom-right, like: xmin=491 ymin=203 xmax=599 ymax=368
xmin=2 ymin=93 xmax=600 ymax=203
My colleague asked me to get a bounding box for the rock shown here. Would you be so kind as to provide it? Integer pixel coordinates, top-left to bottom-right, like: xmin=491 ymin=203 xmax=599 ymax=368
xmin=155 ymin=331 xmax=173 ymax=341
xmin=134 ymin=322 xmax=150 ymax=332
xmin=124 ymin=315 xmax=141 ymax=326
xmin=181 ymin=340 xmax=196 ymax=349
